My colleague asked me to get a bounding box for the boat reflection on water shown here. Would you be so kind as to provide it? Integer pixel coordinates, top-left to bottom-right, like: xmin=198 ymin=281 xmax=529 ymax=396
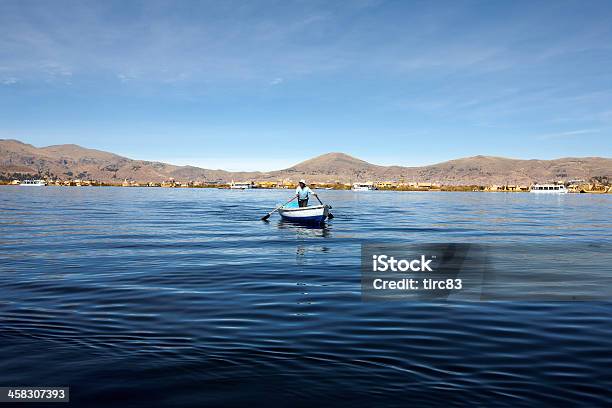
xmin=277 ymin=219 xmax=331 ymax=238
xmin=276 ymin=220 xmax=332 ymax=260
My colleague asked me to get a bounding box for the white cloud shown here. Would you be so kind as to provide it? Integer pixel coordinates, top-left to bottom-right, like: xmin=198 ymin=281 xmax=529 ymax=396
xmin=1 ymin=77 xmax=18 ymax=85
xmin=117 ymin=72 xmax=137 ymax=83
xmin=269 ymin=77 xmax=284 ymax=85
xmin=41 ymin=62 xmax=72 ymax=77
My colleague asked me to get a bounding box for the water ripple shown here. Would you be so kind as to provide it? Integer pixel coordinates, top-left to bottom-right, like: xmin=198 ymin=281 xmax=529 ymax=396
xmin=1 ymin=187 xmax=611 ymax=407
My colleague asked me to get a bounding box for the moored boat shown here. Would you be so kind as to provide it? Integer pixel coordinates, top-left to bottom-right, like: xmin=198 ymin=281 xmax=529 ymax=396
xmin=19 ymin=179 xmax=47 ymax=186
xmin=278 ymin=204 xmax=330 ymax=224
xmin=230 ymin=181 xmax=252 ymax=189
xmin=352 ymin=182 xmax=375 ymax=191
xmin=530 ymin=184 xmax=568 ymax=194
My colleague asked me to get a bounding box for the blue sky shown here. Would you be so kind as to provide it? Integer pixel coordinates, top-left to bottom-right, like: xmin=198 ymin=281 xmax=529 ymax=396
xmin=1 ymin=0 xmax=611 ymax=171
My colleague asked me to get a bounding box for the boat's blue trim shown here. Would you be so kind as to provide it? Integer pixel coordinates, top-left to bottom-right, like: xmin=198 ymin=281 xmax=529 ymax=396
xmin=279 ymin=214 xmax=327 ymax=223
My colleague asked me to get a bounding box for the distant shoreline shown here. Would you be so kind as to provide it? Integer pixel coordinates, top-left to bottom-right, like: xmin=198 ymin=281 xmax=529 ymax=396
xmin=2 ymin=181 xmax=611 ymax=194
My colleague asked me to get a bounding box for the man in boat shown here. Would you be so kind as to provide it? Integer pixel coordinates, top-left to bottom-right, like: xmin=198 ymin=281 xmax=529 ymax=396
xmin=295 ymin=179 xmax=317 ymax=207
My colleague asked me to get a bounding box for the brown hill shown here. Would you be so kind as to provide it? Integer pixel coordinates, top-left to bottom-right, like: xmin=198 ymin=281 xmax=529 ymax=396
xmin=268 ymin=152 xmax=611 ymax=185
xmin=1 ymin=139 xmax=610 ymax=185
xmin=0 ymin=139 xmax=256 ymax=183
xmin=407 ymin=155 xmax=612 ymax=185
xmin=289 ymin=152 xmax=378 ymax=173
xmin=268 ymin=152 xmax=385 ymax=181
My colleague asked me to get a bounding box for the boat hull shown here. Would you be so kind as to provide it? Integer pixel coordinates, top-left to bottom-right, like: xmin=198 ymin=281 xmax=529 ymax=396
xmin=278 ymin=205 xmax=329 ymax=224
xmin=530 ymin=190 xmax=568 ymax=194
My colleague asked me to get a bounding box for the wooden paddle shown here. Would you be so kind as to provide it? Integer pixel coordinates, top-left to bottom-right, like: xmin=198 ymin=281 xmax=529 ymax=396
xmin=314 ymin=194 xmax=334 ymax=219
xmin=261 ymin=196 xmax=297 ymax=221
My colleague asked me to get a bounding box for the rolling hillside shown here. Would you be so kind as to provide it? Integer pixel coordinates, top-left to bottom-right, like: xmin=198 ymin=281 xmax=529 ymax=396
xmin=1 ymin=139 xmax=610 ymax=185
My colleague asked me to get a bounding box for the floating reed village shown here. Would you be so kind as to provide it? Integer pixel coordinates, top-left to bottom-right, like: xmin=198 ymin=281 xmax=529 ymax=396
xmin=4 ymin=177 xmax=612 ymax=193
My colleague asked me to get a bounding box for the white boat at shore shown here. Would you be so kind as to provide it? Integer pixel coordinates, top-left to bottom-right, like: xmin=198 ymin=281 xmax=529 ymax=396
xmin=229 ymin=181 xmax=252 ymax=189
xmin=19 ymin=179 xmax=47 ymax=186
xmin=530 ymin=184 xmax=568 ymax=194
xmin=351 ymin=182 xmax=375 ymax=191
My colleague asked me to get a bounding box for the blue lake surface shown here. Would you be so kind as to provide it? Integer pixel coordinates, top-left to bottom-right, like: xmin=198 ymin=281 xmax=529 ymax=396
xmin=1 ymin=187 xmax=611 ymax=407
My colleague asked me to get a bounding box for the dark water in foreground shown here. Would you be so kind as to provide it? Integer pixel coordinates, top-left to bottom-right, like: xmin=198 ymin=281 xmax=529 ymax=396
xmin=1 ymin=187 xmax=611 ymax=407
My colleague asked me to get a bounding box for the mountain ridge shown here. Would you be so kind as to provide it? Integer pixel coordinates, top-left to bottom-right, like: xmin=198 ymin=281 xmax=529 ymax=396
xmin=1 ymin=139 xmax=610 ymax=185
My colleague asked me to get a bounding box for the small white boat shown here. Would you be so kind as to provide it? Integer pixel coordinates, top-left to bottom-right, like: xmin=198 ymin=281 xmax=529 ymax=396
xmin=230 ymin=181 xmax=252 ymax=189
xmin=19 ymin=179 xmax=46 ymax=186
xmin=278 ymin=204 xmax=330 ymax=224
xmin=352 ymin=182 xmax=375 ymax=191
xmin=530 ymin=184 xmax=568 ymax=194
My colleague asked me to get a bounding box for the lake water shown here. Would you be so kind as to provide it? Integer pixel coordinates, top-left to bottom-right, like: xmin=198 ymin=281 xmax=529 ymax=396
xmin=1 ymin=187 xmax=611 ymax=407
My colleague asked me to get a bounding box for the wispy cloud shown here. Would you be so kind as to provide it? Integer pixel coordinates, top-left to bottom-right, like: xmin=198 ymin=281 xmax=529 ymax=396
xmin=1 ymin=0 xmax=611 ymax=161
xmin=1 ymin=76 xmax=18 ymax=85
xmin=1 ymin=0 xmax=610 ymax=88
xmin=117 ymin=72 xmax=137 ymax=83
xmin=536 ymin=129 xmax=600 ymax=140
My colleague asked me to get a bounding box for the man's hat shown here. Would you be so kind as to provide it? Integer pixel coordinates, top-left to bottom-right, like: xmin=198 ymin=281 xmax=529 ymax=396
xmin=299 ymin=179 xmax=306 ymax=184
